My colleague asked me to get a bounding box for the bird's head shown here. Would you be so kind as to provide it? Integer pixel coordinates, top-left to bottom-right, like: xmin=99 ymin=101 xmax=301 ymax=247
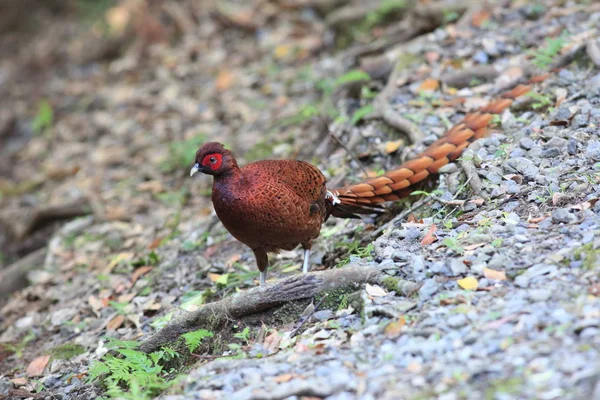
xmin=190 ymin=142 xmax=238 ymax=177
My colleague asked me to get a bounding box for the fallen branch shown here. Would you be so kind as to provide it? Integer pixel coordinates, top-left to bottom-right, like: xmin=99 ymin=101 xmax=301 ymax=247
xmin=0 ymin=247 xmax=46 ymax=297
xmin=139 ymin=265 xmax=382 ymax=353
xmin=15 ymin=198 xmax=92 ymax=240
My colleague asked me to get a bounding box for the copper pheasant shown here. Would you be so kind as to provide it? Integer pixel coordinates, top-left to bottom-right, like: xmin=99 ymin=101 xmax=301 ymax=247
xmin=190 ymin=84 xmax=533 ymax=284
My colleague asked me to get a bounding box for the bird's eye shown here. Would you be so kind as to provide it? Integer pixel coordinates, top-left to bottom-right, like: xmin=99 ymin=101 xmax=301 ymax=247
xmin=210 ymin=157 xmax=217 ymax=164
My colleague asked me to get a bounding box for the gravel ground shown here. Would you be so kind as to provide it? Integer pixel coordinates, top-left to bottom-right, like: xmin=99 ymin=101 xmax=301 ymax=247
xmin=162 ymin=73 xmax=600 ymax=399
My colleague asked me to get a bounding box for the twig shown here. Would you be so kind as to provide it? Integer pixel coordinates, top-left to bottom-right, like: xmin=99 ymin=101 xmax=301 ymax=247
xmin=381 ymin=105 xmax=424 ymax=143
xmin=428 ymin=194 xmax=466 ymax=207
xmin=328 ymin=126 xmax=369 ymax=179
xmin=458 ymin=157 xmax=483 ymax=195
xmin=367 ymin=196 xmax=433 ymax=241
xmin=586 ymin=39 xmax=600 ymax=68
xmin=290 ymin=294 xmax=328 ymax=338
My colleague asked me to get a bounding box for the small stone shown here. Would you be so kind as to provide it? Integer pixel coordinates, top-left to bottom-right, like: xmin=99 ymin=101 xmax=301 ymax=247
xmin=520 ymin=137 xmax=534 ymax=150
xmin=559 ymin=354 xmax=585 ymax=373
xmin=447 ymin=314 xmax=468 ymax=328
xmin=546 ymin=137 xmax=567 ymax=148
xmin=419 ymin=279 xmax=439 ymax=301
xmin=449 ymin=258 xmax=468 ymax=276
xmin=554 ymin=107 xmax=572 ymax=120
xmin=510 ymin=148 xmax=527 ymax=157
xmin=541 ymin=148 xmax=560 ymax=158
xmin=528 ymin=289 xmax=552 ymax=302
xmin=552 ymin=208 xmax=576 ymax=224
xmin=397 ymin=280 xmax=420 ymax=296
xmin=573 ymin=114 xmax=588 ymax=127
xmin=50 ymin=308 xmax=78 ymax=327
xmin=473 ymin=50 xmax=489 ymax=64
xmin=567 ymin=138 xmax=578 ymax=155
xmin=551 ymin=308 xmax=573 ymax=324
xmin=514 ymin=274 xmax=529 ymax=288
xmin=313 ymin=310 xmax=334 ymax=321
xmin=585 ymin=141 xmax=600 ymax=161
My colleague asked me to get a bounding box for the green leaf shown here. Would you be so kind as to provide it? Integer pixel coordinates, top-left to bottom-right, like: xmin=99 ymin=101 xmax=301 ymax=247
xmin=443 ymin=237 xmax=464 ymax=254
xmin=104 ymin=338 xmax=140 ymax=350
xmin=334 ymin=70 xmax=371 ymax=87
xmin=350 ymin=104 xmax=374 ymax=125
xmin=87 ymin=361 xmax=110 ymax=382
xmin=181 ymin=329 xmax=214 ymax=353
xmin=32 ymin=100 xmax=53 ymax=134
xmin=151 ymin=312 xmax=173 ymax=331
xmin=234 ymin=327 xmax=250 ymax=343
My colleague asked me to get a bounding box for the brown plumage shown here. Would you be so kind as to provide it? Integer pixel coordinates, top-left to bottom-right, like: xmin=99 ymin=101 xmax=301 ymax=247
xmin=190 ymin=83 xmax=534 ymax=284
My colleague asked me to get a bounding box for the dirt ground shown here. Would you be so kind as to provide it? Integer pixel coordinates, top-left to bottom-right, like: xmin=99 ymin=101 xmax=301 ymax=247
xmin=1 ymin=1 xmax=600 ymax=399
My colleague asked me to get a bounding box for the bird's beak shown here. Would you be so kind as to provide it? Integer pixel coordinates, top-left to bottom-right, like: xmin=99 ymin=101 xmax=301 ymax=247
xmin=190 ymin=163 xmax=201 ymax=177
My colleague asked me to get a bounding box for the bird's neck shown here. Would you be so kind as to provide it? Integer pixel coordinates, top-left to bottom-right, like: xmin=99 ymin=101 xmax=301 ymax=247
xmin=213 ymin=165 xmax=242 ymax=187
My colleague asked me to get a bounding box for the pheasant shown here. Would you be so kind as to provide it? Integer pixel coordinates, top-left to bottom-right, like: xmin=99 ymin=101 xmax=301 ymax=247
xmin=190 ymin=83 xmax=534 ymax=284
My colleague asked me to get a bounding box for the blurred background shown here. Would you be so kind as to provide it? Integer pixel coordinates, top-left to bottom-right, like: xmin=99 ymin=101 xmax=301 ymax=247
xmin=0 ymin=0 xmax=457 ymax=283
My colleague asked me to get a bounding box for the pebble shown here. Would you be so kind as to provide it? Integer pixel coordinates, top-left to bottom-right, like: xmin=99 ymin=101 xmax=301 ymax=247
xmin=449 ymin=258 xmax=468 ymax=276
xmin=419 ymin=279 xmax=439 ymax=301
xmin=552 ymin=208 xmax=577 ymax=224
xmin=586 ymin=141 xmax=600 ymax=160
xmin=520 ymin=137 xmax=534 ymax=150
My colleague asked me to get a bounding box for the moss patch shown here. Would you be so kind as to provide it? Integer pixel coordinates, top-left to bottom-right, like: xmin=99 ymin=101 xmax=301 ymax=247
xmin=381 ymin=276 xmax=400 ymax=293
xmin=50 ymin=343 xmax=86 ymax=360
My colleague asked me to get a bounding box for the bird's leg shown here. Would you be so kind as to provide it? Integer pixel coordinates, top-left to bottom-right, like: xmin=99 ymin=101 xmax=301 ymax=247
xmin=260 ymin=271 xmax=267 ymax=285
xmin=302 ymin=248 xmax=310 ymax=274
xmin=253 ymin=249 xmax=269 ymax=286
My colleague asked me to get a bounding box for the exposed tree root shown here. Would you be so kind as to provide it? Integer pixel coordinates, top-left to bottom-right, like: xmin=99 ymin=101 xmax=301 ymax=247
xmin=139 ymin=265 xmax=383 ymax=353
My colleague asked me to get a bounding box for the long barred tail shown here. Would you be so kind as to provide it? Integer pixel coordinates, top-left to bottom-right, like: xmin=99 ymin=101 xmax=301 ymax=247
xmin=327 ymin=82 xmax=537 ymax=218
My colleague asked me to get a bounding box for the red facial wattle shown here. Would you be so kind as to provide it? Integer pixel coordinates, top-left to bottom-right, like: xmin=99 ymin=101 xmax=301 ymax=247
xmin=202 ymin=153 xmax=223 ymax=171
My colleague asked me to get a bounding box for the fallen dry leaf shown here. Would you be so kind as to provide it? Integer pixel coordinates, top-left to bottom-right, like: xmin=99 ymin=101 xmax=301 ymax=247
xmin=26 ymin=355 xmax=50 ymax=377
xmin=107 ymin=315 xmax=125 ymax=331
xmin=529 ymin=215 xmax=549 ymax=223
xmin=226 ymin=254 xmax=242 ymax=267
xmin=571 ymin=198 xmax=599 ymax=210
xmin=384 ymin=316 xmax=406 ymax=338
xmin=503 ymin=174 xmax=523 ymax=184
xmin=147 ymin=237 xmax=163 ymax=250
xmin=464 ymin=243 xmax=486 ymax=251
xmin=420 ymin=224 xmax=438 ymax=246
xmin=117 ymin=293 xmax=136 ymax=303
xmin=216 ymin=69 xmax=235 ymax=91
xmin=418 ymin=78 xmax=439 ymax=92
xmin=88 ymin=295 xmax=104 ymax=317
xmin=131 ymin=266 xmax=153 ymax=284
xmin=457 ymin=276 xmax=478 ymax=291
xmin=263 ymin=329 xmax=281 ymax=354
xmin=552 ymin=192 xmax=567 ymax=205
xmin=384 ymin=140 xmax=404 ymax=154
xmin=10 ymin=377 xmax=28 ymax=386
xmin=471 ymin=9 xmax=491 ymax=27
xmin=365 ymin=283 xmax=388 ymax=298
xmin=483 ymin=268 xmax=507 ymax=281
xmin=105 ymin=252 xmax=134 ymax=272
xmin=469 ymin=197 xmax=485 ymax=206
xmin=273 ymin=373 xmax=294 ymax=383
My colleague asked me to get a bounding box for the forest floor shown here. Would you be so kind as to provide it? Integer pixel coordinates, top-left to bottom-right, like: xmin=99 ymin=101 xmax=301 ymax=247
xmin=1 ymin=1 xmax=600 ymax=399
